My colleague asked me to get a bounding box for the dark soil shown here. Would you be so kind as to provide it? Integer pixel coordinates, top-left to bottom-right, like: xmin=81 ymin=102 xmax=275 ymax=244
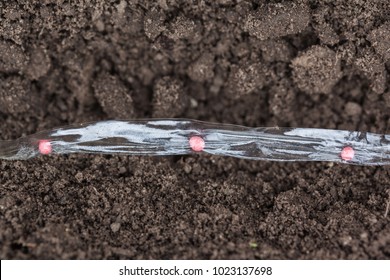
xmin=0 ymin=1 xmax=389 ymax=259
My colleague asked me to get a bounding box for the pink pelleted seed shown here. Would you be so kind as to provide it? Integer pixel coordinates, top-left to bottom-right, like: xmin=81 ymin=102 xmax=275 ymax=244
xmin=189 ymin=135 xmax=205 ymax=152
xmin=341 ymin=146 xmax=354 ymax=161
xmin=38 ymin=139 xmax=52 ymax=155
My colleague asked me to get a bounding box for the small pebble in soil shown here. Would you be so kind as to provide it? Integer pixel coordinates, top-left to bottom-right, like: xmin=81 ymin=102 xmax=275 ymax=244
xmin=344 ymin=102 xmax=362 ymax=117
xmin=110 ymin=222 xmax=121 ymax=233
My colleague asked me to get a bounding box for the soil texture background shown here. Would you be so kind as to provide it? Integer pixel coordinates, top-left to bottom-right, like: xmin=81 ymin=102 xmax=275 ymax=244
xmin=0 ymin=0 xmax=389 ymax=259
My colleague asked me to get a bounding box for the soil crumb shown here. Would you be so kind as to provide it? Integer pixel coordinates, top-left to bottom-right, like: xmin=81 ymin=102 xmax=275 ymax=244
xmin=292 ymin=46 xmax=342 ymax=94
xmin=243 ymin=2 xmax=310 ymax=40
xmin=93 ymin=73 xmax=134 ymax=119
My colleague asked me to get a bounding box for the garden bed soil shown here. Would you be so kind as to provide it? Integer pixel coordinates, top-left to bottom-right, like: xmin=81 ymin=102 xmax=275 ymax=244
xmin=0 ymin=0 xmax=389 ymax=259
